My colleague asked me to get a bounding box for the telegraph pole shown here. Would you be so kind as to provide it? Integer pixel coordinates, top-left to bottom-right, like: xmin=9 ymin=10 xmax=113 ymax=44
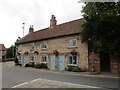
xmin=22 ymin=23 xmax=25 ymax=37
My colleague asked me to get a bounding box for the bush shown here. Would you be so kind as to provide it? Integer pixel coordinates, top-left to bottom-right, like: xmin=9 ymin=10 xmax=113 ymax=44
xmin=25 ymin=63 xmax=31 ymax=67
xmin=2 ymin=55 xmax=5 ymax=59
xmin=67 ymin=67 xmax=88 ymax=72
xmin=14 ymin=58 xmax=19 ymax=65
xmin=73 ymin=67 xmax=81 ymax=72
xmin=34 ymin=64 xmax=42 ymax=69
xmin=35 ymin=63 xmax=48 ymax=69
xmin=67 ymin=67 xmax=73 ymax=71
xmin=31 ymin=62 xmax=34 ymax=67
xmin=41 ymin=63 xmax=48 ymax=69
xmin=79 ymin=68 xmax=88 ymax=72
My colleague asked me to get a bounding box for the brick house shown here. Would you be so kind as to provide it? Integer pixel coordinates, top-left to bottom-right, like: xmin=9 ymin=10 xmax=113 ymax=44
xmin=16 ymin=15 xmax=88 ymax=71
xmin=16 ymin=15 xmax=120 ymax=74
xmin=0 ymin=44 xmax=6 ymax=59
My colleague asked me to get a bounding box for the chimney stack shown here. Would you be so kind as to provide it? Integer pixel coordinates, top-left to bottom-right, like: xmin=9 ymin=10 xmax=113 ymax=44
xmin=50 ymin=15 xmax=57 ymax=28
xmin=29 ymin=25 xmax=34 ymax=34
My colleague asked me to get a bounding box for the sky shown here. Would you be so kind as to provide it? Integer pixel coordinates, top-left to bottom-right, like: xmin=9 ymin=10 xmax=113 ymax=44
xmin=0 ymin=0 xmax=84 ymax=48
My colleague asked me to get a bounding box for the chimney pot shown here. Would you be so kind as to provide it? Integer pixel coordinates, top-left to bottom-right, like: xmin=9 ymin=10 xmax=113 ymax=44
xmin=29 ymin=25 xmax=34 ymax=34
xmin=50 ymin=15 xmax=57 ymax=28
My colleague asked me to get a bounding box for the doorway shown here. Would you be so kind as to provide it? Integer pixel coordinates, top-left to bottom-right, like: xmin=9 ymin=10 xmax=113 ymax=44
xmin=100 ymin=53 xmax=111 ymax=72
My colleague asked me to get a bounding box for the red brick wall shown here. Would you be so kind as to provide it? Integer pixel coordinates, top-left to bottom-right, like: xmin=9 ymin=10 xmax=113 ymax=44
xmin=88 ymin=53 xmax=100 ymax=72
xmin=110 ymin=57 xmax=120 ymax=74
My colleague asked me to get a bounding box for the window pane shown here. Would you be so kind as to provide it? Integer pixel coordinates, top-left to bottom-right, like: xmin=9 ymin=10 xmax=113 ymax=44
xmin=69 ymin=56 xmax=72 ymax=64
xmin=73 ymin=40 xmax=76 ymax=46
xmin=73 ymin=56 xmax=77 ymax=64
xmin=32 ymin=56 xmax=34 ymax=61
xmin=69 ymin=40 xmax=72 ymax=47
xmin=30 ymin=43 xmax=34 ymax=50
xmin=42 ymin=55 xmax=47 ymax=62
xmin=42 ymin=56 xmax=44 ymax=62
xmin=30 ymin=55 xmax=34 ymax=62
xmin=44 ymin=56 xmax=47 ymax=62
xmin=42 ymin=42 xmax=47 ymax=49
xmin=68 ymin=39 xmax=76 ymax=47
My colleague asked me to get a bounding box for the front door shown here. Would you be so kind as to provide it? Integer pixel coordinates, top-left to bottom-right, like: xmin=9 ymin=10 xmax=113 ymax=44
xmin=100 ymin=53 xmax=111 ymax=72
xmin=58 ymin=55 xmax=65 ymax=71
xmin=22 ymin=55 xmax=26 ymax=66
xmin=50 ymin=55 xmax=55 ymax=70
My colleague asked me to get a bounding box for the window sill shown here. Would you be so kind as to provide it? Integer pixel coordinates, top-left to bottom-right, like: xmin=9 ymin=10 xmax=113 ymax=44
xmin=42 ymin=48 xmax=47 ymax=51
xmin=42 ymin=62 xmax=47 ymax=64
xmin=30 ymin=50 xmax=34 ymax=51
xmin=68 ymin=46 xmax=77 ymax=49
xmin=29 ymin=61 xmax=34 ymax=63
xmin=67 ymin=64 xmax=78 ymax=66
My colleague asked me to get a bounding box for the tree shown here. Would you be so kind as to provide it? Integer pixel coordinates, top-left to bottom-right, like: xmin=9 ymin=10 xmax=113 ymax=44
xmin=81 ymin=2 xmax=120 ymax=57
xmin=6 ymin=45 xmax=16 ymax=58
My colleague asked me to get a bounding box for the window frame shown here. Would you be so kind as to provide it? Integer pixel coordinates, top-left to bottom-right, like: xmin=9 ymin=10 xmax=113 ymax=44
xmin=19 ymin=45 xmax=22 ymax=52
xmin=68 ymin=39 xmax=77 ymax=48
xmin=41 ymin=54 xmax=47 ymax=63
xmin=30 ymin=54 xmax=34 ymax=62
xmin=30 ymin=43 xmax=34 ymax=50
xmin=68 ymin=54 xmax=78 ymax=66
xmin=42 ymin=42 xmax=47 ymax=49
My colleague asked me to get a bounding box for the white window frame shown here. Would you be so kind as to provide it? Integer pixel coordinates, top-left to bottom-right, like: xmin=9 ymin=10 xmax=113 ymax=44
xmin=41 ymin=54 xmax=47 ymax=63
xmin=30 ymin=54 xmax=34 ymax=62
xmin=30 ymin=43 xmax=34 ymax=50
xmin=42 ymin=42 xmax=47 ymax=49
xmin=68 ymin=54 xmax=78 ymax=66
xmin=68 ymin=39 xmax=77 ymax=48
xmin=19 ymin=45 xmax=22 ymax=52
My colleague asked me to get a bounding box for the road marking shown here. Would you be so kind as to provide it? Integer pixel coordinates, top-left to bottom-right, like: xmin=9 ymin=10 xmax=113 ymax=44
xmin=37 ymin=78 xmax=100 ymax=88
xmin=12 ymin=78 xmax=101 ymax=88
xmin=12 ymin=82 xmax=29 ymax=88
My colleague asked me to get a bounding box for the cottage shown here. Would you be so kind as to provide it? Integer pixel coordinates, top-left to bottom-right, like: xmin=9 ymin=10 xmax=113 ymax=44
xmin=0 ymin=44 xmax=6 ymax=59
xmin=16 ymin=15 xmax=88 ymax=71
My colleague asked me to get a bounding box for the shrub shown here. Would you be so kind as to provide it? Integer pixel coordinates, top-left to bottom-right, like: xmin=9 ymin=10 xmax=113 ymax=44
xmin=14 ymin=58 xmax=19 ymax=65
xmin=35 ymin=63 xmax=48 ymax=69
xmin=25 ymin=63 xmax=31 ymax=67
xmin=67 ymin=67 xmax=73 ymax=71
xmin=79 ymin=68 xmax=88 ymax=72
xmin=34 ymin=64 xmax=42 ymax=69
xmin=40 ymin=63 xmax=48 ymax=69
xmin=31 ymin=62 xmax=34 ymax=67
xmin=73 ymin=67 xmax=81 ymax=72
xmin=67 ymin=67 xmax=88 ymax=72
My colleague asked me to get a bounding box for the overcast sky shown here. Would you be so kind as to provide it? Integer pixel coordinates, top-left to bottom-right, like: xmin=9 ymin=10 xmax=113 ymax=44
xmin=0 ymin=0 xmax=84 ymax=48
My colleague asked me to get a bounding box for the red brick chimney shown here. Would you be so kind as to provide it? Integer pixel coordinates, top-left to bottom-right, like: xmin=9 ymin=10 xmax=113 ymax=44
xmin=50 ymin=15 xmax=57 ymax=28
xmin=29 ymin=25 xmax=34 ymax=34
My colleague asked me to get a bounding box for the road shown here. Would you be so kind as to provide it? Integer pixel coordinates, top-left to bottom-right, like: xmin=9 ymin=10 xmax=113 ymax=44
xmin=2 ymin=62 xmax=119 ymax=89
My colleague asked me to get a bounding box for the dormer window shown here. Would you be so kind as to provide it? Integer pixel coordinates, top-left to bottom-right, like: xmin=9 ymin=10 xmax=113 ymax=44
xmin=30 ymin=43 xmax=34 ymax=50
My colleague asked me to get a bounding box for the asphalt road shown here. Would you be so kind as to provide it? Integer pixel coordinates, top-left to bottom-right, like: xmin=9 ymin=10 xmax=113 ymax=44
xmin=2 ymin=62 xmax=119 ymax=89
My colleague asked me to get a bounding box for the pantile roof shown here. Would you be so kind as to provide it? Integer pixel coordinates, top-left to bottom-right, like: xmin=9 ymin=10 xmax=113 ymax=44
xmin=0 ymin=44 xmax=6 ymax=51
xmin=16 ymin=18 xmax=85 ymax=44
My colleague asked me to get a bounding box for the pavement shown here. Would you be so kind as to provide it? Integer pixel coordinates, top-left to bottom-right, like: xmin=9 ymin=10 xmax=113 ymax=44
xmin=4 ymin=61 xmax=120 ymax=89
xmin=13 ymin=64 xmax=119 ymax=79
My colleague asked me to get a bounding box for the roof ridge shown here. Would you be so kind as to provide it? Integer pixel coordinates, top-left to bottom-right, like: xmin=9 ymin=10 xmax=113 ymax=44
xmin=33 ymin=18 xmax=84 ymax=33
xmin=16 ymin=18 xmax=85 ymax=44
